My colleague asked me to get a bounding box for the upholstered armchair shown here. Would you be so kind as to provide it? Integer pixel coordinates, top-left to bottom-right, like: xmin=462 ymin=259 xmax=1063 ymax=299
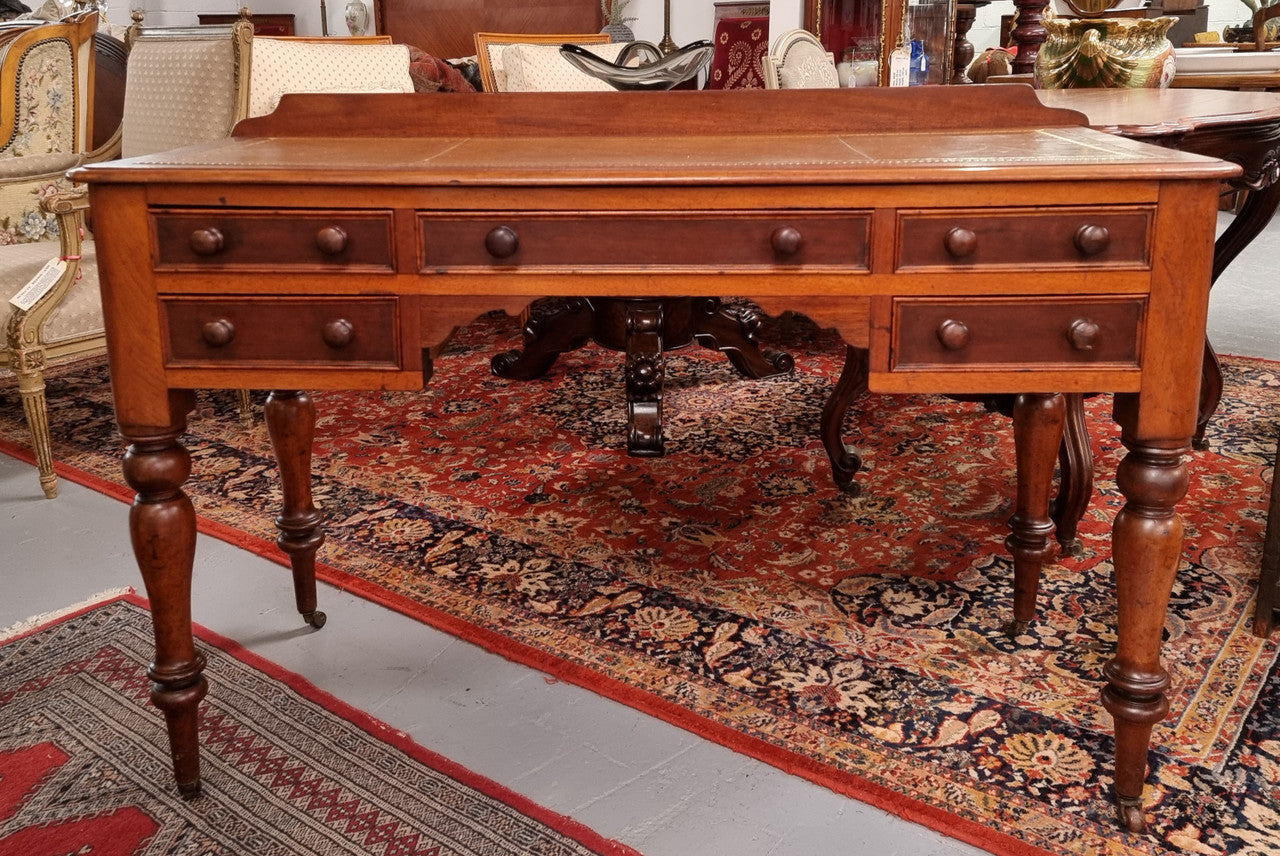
xmin=472 ymin=32 xmax=617 ymax=92
xmin=1 ymin=12 xmax=254 ymax=499
xmin=1 ymin=12 xmax=100 ymax=498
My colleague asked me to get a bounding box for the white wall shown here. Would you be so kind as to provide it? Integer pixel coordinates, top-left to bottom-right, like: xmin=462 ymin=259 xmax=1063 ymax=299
xmin=122 ymin=0 xmax=1255 ymax=57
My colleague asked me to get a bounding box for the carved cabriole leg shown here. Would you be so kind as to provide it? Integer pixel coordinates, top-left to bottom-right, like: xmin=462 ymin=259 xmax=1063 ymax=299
xmin=1004 ymin=393 xmax=1064 ymax=637
xmin=1196 ymin=151 xmax=1280 ymax=448
xmin=1103 ymin=394 xmax=1189 ymax=833
xmin=1051 ymin=393 xmax=1092 ymax=556
xmin=490 ymin=298 xmax=595 ymax=380
xmin=820 ymin=345 xmax=868 ymax=494
xmin=690 ymin=297 xmax=794 ymax=379
xmin=264 ymin=390 xmax=327 ymax=629
xmin=122 ymin=406 xmax=206 ymax=798
xmin=625 ymin=302 xmax=665 ymax=456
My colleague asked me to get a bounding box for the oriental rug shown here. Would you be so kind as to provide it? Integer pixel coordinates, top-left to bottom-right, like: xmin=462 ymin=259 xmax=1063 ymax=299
xmin=0 ymin=593 xmax=638 ymax=856
xmin=1 ymin=310 xmax=1279 ymax=856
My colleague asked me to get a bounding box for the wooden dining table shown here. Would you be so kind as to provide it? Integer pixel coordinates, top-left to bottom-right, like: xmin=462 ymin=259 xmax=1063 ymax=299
xmin=1016 ymin=87 xmax=1280 ymax=547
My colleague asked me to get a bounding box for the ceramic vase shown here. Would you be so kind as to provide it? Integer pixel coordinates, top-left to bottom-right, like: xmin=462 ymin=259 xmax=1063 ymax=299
xmin=345 ymin=0 xmax=370 ymax=36
xmin=1035 ymin=14 xmax=1177 ymax=89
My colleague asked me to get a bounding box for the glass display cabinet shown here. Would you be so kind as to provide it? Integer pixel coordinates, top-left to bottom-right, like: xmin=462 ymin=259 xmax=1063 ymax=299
xmin=804 ymin=0 xmax=955 ymax=85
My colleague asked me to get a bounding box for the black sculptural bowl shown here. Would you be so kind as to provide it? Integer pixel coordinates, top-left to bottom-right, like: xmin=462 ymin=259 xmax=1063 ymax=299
xmin=558 ymin=40 xmax=715 ymax=91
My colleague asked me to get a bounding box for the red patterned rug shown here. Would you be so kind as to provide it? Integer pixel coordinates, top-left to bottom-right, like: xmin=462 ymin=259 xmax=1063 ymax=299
xmin=1 ymin=309 xmax=1278 ymax=856
xmin=0 ymin=593 xmax=638 ymax=855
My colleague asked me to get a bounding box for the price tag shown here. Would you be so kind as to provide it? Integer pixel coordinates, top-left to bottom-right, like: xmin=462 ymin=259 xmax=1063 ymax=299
xmin=888 ymin=47 xmax=911 ymax=87
xmin=8 ymin=258 xmax=67 ymax=312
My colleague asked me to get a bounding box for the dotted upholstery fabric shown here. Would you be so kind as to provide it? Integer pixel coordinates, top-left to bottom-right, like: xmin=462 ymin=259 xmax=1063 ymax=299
xmin=121 ymin=35 xmax=241 ymax=159
xmin=499 ymin=42 xmax=629 ymax=92
xmin=3 ymin=238 xmax=101 ymax=344
xmin=248 ymin=39 xmax=414 ymax=118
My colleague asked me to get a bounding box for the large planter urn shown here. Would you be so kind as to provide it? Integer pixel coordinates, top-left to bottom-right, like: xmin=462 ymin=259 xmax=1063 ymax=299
xmin=1035 ymin=13 xmax=1177 ymax=89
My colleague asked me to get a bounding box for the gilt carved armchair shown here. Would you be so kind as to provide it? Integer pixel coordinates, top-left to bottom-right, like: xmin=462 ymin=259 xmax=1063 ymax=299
xmin=0 ymin=11 xmax=100 ymax=498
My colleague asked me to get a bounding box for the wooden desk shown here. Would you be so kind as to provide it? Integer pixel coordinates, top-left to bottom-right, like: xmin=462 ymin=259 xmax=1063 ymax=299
xmin=72 ymin=87 xmax=1237 ymax=832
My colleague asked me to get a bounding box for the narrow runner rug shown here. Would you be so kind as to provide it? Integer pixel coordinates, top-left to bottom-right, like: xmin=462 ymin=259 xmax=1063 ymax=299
xmin=0 ymin=593 xmax=638 ymax=855
xmin=1 ymin=310 xmax=1278 ymax=856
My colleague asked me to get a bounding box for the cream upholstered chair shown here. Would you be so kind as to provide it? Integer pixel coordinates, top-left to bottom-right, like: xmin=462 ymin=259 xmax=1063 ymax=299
xmin=762 ymin=29 xmax=839 ymax=89
xmin=1 ymin=12 xmax=101 ymax=498
xmin=246 ymin=35 xmax=413 ymax=118
xmin=118 ymin=13 xmax=252 ymax=158
xmin=473 ymin=32 xmax=619 ymax=92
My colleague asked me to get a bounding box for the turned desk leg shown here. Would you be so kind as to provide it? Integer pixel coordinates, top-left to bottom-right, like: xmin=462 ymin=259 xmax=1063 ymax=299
xmin=1103 ymin=400 xmax=1187 ymax=833
xmin=265 ymin=391 xmax=327 ymax=629
xmin=122 ymin=399 xmax=206 ymax=798
xmin=1004 ymin=393 xmax=1064 ymax=637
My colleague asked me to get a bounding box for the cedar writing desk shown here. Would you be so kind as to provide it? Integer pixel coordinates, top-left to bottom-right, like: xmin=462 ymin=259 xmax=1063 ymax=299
xmin=71 ymin=87 xmax=1238 ymax=831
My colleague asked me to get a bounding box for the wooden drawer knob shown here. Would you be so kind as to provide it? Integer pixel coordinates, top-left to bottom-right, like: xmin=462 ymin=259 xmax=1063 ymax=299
xmin=315 ymin=225 xmax=348 ymax=255
xmin=1067 ymin=318 xmax=1101 ymax=351
xmin=484 ymin=225 xmax=520 ymax=259
xmin=189 ymin=227 xmax=224 ymax=256
xmin=936 ymin=318 xmax=970 ymax=351
xmin=770 ymin=225 xmax=803 ymax=257
xmin=321 ymin=318 xmax=355 ymax=349
xmin=943 ymin=227 xmax=978 ymax=259
xmin=200 ymin=318 xmax=235 ymax=348
xmin=1073 ymin=223 xmax=1110 ymax=256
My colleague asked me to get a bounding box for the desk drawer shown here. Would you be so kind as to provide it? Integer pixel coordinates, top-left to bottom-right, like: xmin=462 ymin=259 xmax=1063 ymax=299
xmin=896 ymin=207 xmax=1151 ymax=270
xmin=418 ymin=212 xmax=870 ymax=269
xmin=152 ymin=209 xmax=394 ymax=270
xmin=161 ymin=296 xmax=400 ymax=368
xmin=892 ymin=296 xmax=1144 ymax=370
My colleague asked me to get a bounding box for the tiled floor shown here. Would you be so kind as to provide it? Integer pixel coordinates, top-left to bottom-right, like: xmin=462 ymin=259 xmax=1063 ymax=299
xmin=2 ymin=211 xmax=1275 ymax=855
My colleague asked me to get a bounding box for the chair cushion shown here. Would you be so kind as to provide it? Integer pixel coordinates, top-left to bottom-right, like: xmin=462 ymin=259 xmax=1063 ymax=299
xmin=708 ymin=17 xmax=768 ymax=90
xmin=500 ymin=42 xmax=629 ymax=92
xmin=0 ymin=161 xmax=78 ymax=245
xmin=122 ymin=34 xmax=242 ymax=158
xmin=248 ymin=39 xmax=415 ymax=118
xmin=2 ymin=237 xmax=102 ymax=345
